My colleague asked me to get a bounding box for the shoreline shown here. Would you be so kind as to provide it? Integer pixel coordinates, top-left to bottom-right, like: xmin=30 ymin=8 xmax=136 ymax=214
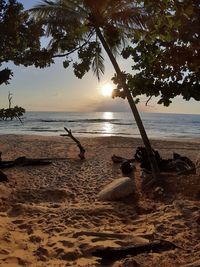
xmin=1 ymin=133 xmax=200 ymax=142
xmin=0 ymin=135 xmax=200 ymax=266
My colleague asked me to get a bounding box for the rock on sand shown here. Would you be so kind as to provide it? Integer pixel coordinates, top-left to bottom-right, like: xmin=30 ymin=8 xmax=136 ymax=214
xmin=98 ymin=177 xmax=135 ymax=201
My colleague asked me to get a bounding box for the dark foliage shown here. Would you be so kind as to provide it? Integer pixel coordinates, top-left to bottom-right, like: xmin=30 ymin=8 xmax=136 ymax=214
xmin=0 ymin=0 xmax=54 ymax=85
xmin=0 ymin=106 xmax=25 ymax=121
xmin=113 ymin=0 xmax=200 ymax=106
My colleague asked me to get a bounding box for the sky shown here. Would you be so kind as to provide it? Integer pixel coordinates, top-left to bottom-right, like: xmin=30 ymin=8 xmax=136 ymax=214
xmin=0 ymin=0 xmax=199 ymax=114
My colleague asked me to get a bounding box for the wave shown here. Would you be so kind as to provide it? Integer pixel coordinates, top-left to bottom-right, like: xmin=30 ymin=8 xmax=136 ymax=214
xmin=40 ymin=119 xmax=120 ymax=123
xmin=75 ymin=131 xmax=132 ymax=136
xmin=26 ymin=128 xmax=60 ymax=132
xmin=111 ymin=122 xmax=132 ymax=126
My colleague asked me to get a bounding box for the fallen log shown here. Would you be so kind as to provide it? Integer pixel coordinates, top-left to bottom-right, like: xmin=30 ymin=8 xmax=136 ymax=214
xmin=14 ymin=156 xmax=52 ymax=166
xmin=61 ymin=127 xmax=85 ymax=160
xmin=92 ymin=239 xmax=178 ymax=264
xmin=0 ymin=160 xmax=14 ymax=169
xmin=0 ymin=156 xmax=51 ymax=169
xmin=0 ymin=170 xmax=8 ymax=182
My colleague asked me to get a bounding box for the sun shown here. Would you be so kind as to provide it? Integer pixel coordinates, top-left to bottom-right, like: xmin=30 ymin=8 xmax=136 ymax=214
xmin=101 ymin=83 xmax=113 ymax=97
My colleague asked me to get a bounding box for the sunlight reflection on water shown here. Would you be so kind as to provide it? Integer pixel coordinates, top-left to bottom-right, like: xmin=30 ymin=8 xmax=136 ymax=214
xmin=0 ymin=111 xmax=199 ymax=139
xmin=102 ymin=122 xmax=113 ymax=134
xmin=102 ymin=112 xmax=114 ymax=134
xmin=102 ymin=111 xmax=113 ymax=120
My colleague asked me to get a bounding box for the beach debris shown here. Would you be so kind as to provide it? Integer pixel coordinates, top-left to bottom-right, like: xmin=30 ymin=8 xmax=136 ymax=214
xmin=135 ymin=147 xmax=196 ymax=175
xmin=98 ymin=177 xmax=135 ymax=201
xmin=113 ymin=147 xmax=196 ymax=176
xmin=140 ymin=168 xmax=152 ymax=179
xmin=14 ymin=157 xmax=52 ymax=166
xmin=120 ymin=161 xmax=135 ymax=174
xmin=61 ymin=127 xmax=85 ymax=159
xmin=135 ymin=147 xmax=161 ymax=171
xmin=0 ymin=152 xmax=8 ymax=182
xmin=0 ymin=156 xmax=52 ymax=169
xmin=112 ymin=155 xmax=135 ymax=174
xmin=112 ymin=155 xmax=130 ymax=163
xmin=0 ymin=170 xmax=8 ymax=182
xmin=153 ymin=186 xmax=164 ymax=199
xmin=92 ymin=239 xmax=179 ymax=265
xmin=172 ymin=153 xmax=196 ymax=175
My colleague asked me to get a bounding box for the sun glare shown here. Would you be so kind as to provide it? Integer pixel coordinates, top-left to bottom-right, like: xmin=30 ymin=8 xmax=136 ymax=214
xmin=101 ymin=83 xmax=113 ymax=97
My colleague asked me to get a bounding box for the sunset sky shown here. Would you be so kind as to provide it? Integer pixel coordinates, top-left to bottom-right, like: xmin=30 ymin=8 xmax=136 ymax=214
xmin=0 ymin=0 xmax=199 ymax=114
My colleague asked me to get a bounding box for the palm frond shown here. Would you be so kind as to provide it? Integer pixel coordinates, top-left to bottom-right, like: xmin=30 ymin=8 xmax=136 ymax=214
xmin=91 ymin=42 xmax=105 ymax=80
xmin=29 ymin=1 xmax=79 ymax=21
xmin=110 ymin=8 xmax=145 ymax=30
xmin=28 ymin=0 xmax=147 ymax=78
xmin=29 ymin=0 xmax=89 ymax=39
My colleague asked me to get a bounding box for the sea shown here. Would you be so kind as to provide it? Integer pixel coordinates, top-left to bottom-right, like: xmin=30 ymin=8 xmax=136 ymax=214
xmin=0 ymin=111 xmax=200 ymax=139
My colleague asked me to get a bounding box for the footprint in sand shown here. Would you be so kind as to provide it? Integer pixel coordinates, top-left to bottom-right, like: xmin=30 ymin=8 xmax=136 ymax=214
xmin=34 ymin=246 xmax=49 ymax=261
xmin=0 ymin=248 xmax=10 ymax=256
xmin=12 ymin=219 xmax=24 ymax=224
xmin=29 ymin=235 xmax=43 ymax=243
xmin=59 ymin=240 xmax=74 ymax=248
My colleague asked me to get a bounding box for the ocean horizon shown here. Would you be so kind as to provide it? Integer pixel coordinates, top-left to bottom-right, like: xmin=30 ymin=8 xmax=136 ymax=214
xmin=0 ymin=111 xmax=200 ymax=139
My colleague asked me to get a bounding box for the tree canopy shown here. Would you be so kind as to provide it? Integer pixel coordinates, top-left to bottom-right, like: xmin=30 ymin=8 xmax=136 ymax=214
xmin=0 ymin=0 xmax=54 ymax=86
xmin=0 ymin=106 xmax=25 ymax=121
xmin=116 ymin=0 xmax=200 ymax=106
xmin=30 ymin=0 xmax=160 ymax=180
xmin=29 ymin=0 xmax=145 ymax=80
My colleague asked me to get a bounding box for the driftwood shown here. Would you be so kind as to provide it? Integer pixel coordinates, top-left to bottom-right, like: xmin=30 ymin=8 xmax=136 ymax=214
xmin=0 ymin=170 xmax=8 ymax=182
xmin=0 ymin=156 xmax=52 ymax=169
xmin=61 ymin=127 xmax=85 ymax=160
xmin=92 ymin=239 xmax=178 ymax=264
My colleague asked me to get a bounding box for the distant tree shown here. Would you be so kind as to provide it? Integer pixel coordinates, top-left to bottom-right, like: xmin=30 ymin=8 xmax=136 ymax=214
xmin=117 ymin=0 xmax=200 ymax=106
xmin=29 ymin=0 xmax=160 ymax=182
xmin=0 ymin=106 xmax=25 ymax=121
xmin=0 ymin=92 xmax=25 ymax=122
xmin=0 ymin=0 xmax=54 ymax=86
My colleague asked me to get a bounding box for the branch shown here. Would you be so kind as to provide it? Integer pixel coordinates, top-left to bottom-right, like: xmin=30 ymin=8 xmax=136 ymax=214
xmin=0 ymin=170 xmax=8 ymax=182
xmin=92 ymin=239 xmax=179 ymax=265
xmin=15 ymin=115 xmax=23 ymax=125
xmin=53 ymin=42 xmax=87 ymax=58
xmin=0 ymin=156 xmax=52 ymax=168
xmin=145 ymin=96 xmax=153 ymax=106
xmin=8 ymin=92 xmax=12 ymax=109
xmin=62 ymin=127 xmax=85 ymax=160
xmin=53 ymin=31 xmax=94 ymax=58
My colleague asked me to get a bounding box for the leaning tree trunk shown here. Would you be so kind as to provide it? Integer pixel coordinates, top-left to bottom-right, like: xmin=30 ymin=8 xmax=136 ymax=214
xmin=95 ymin=27 xmax=160 ymax=182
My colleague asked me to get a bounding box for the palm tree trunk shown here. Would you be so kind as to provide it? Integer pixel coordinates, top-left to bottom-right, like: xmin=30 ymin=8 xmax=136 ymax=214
xmin=95 ymin=27 xmax=160 ymax=182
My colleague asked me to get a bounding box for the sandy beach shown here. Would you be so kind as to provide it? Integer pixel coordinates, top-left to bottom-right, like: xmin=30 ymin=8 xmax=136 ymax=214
xmin=0 ymin=134 xmax=200 ymax=266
